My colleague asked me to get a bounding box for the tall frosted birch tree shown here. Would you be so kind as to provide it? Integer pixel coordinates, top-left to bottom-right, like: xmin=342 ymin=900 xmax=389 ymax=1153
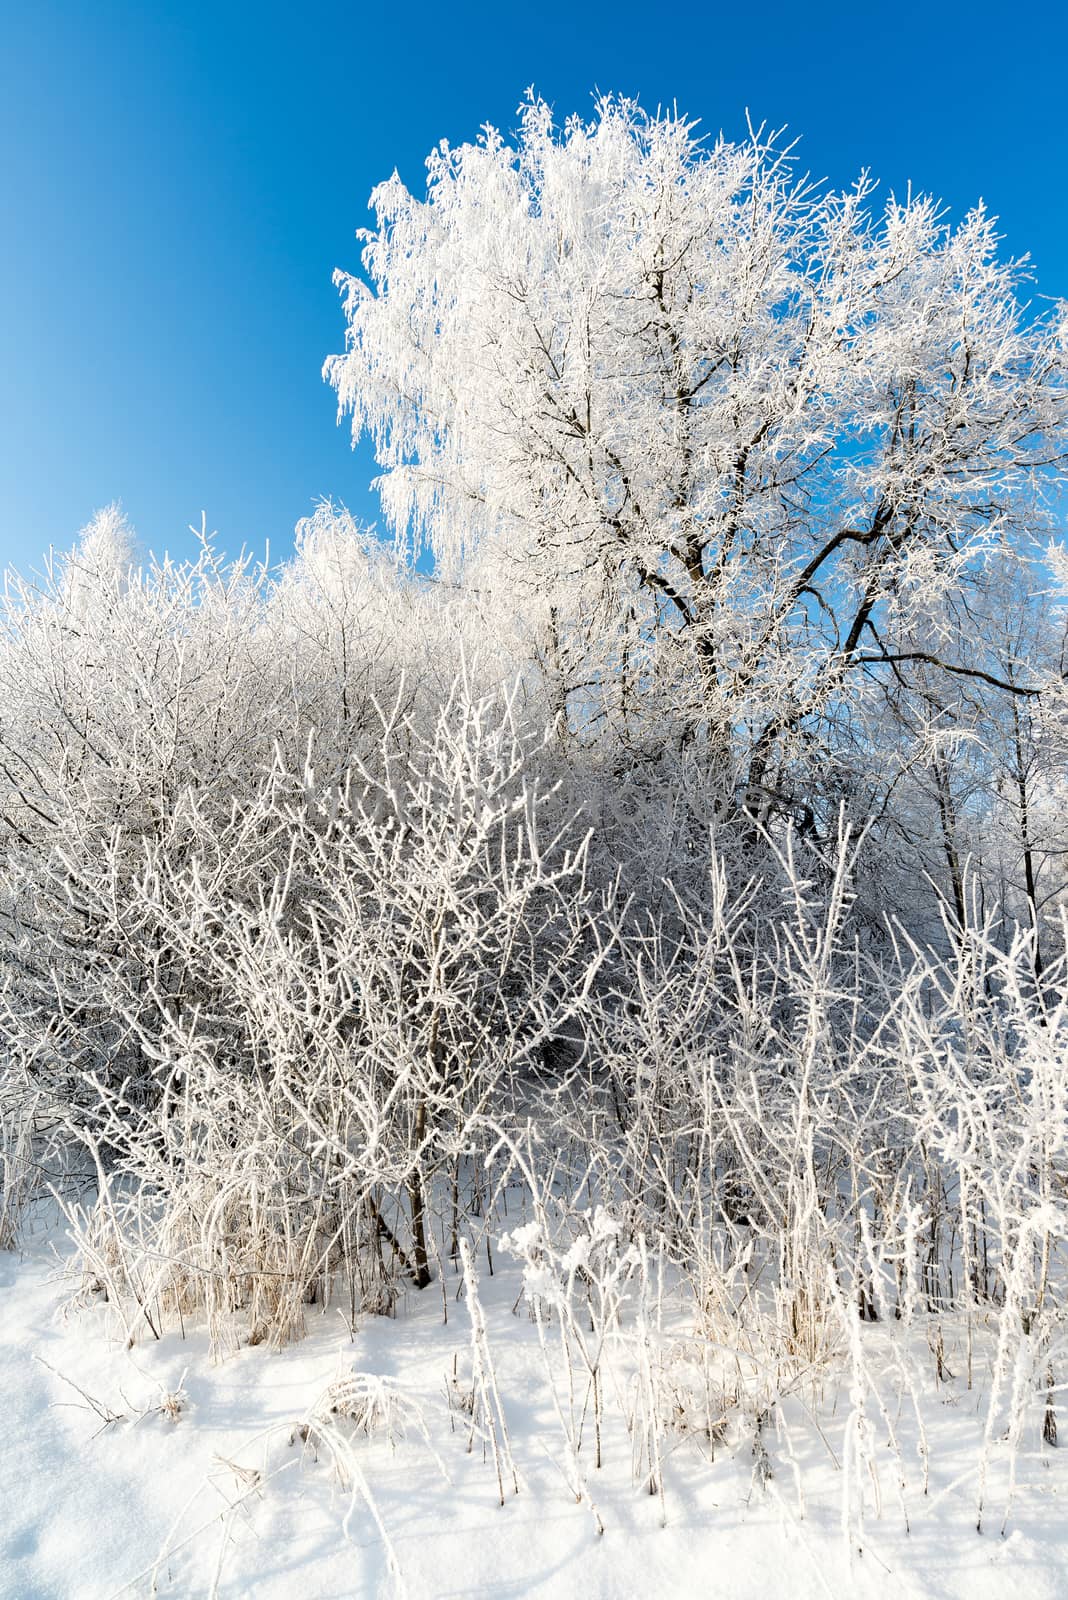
xmin=326 ymin=94 xmax=1067 ymax=836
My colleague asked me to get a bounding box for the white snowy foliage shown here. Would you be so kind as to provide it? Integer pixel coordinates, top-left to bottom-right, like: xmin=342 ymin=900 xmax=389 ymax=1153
xmin=327 ymin=95 xmax=1067 ymax=795
xmin=3 ymin=92 xmax=1068 ymax=1582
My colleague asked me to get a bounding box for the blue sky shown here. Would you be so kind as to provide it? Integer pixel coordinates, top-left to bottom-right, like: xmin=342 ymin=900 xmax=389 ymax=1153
xmin=2 ymin=0 xmax=1066 ymax=573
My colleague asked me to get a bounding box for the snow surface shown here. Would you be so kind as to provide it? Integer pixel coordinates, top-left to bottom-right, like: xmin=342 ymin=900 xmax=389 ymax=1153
xmin=2 ymin=1224 xmax=1067 ymax=1599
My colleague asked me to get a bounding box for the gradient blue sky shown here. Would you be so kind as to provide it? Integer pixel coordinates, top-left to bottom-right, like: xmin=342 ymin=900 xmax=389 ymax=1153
xmin=2 ymin=0 xmax=1066 ymax=573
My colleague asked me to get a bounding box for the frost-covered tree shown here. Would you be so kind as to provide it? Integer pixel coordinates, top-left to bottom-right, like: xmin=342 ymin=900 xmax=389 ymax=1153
xmin=327 ymin=95 xmax=1068 ymax=840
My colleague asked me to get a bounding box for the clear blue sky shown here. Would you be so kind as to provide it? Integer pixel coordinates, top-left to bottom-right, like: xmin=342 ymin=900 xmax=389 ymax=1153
xmin=2 ymin=0 xmax=1066 ymax=573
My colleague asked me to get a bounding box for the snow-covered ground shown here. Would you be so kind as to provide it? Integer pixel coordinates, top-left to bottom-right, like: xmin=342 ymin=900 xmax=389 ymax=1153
xmin=3 ymin=1216 xmax=1067 ymax=1600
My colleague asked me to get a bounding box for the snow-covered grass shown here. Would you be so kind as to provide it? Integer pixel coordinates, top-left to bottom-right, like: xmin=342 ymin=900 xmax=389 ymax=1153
xmin=3 ymin=1207 xmax=1068 ymax=1600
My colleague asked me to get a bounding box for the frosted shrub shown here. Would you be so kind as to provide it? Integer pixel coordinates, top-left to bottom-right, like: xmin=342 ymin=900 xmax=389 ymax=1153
xmin=58 ymin=678 xmax=599 ymax=1349
xmin=0 ymin=506 xmax=523 ymax=1130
